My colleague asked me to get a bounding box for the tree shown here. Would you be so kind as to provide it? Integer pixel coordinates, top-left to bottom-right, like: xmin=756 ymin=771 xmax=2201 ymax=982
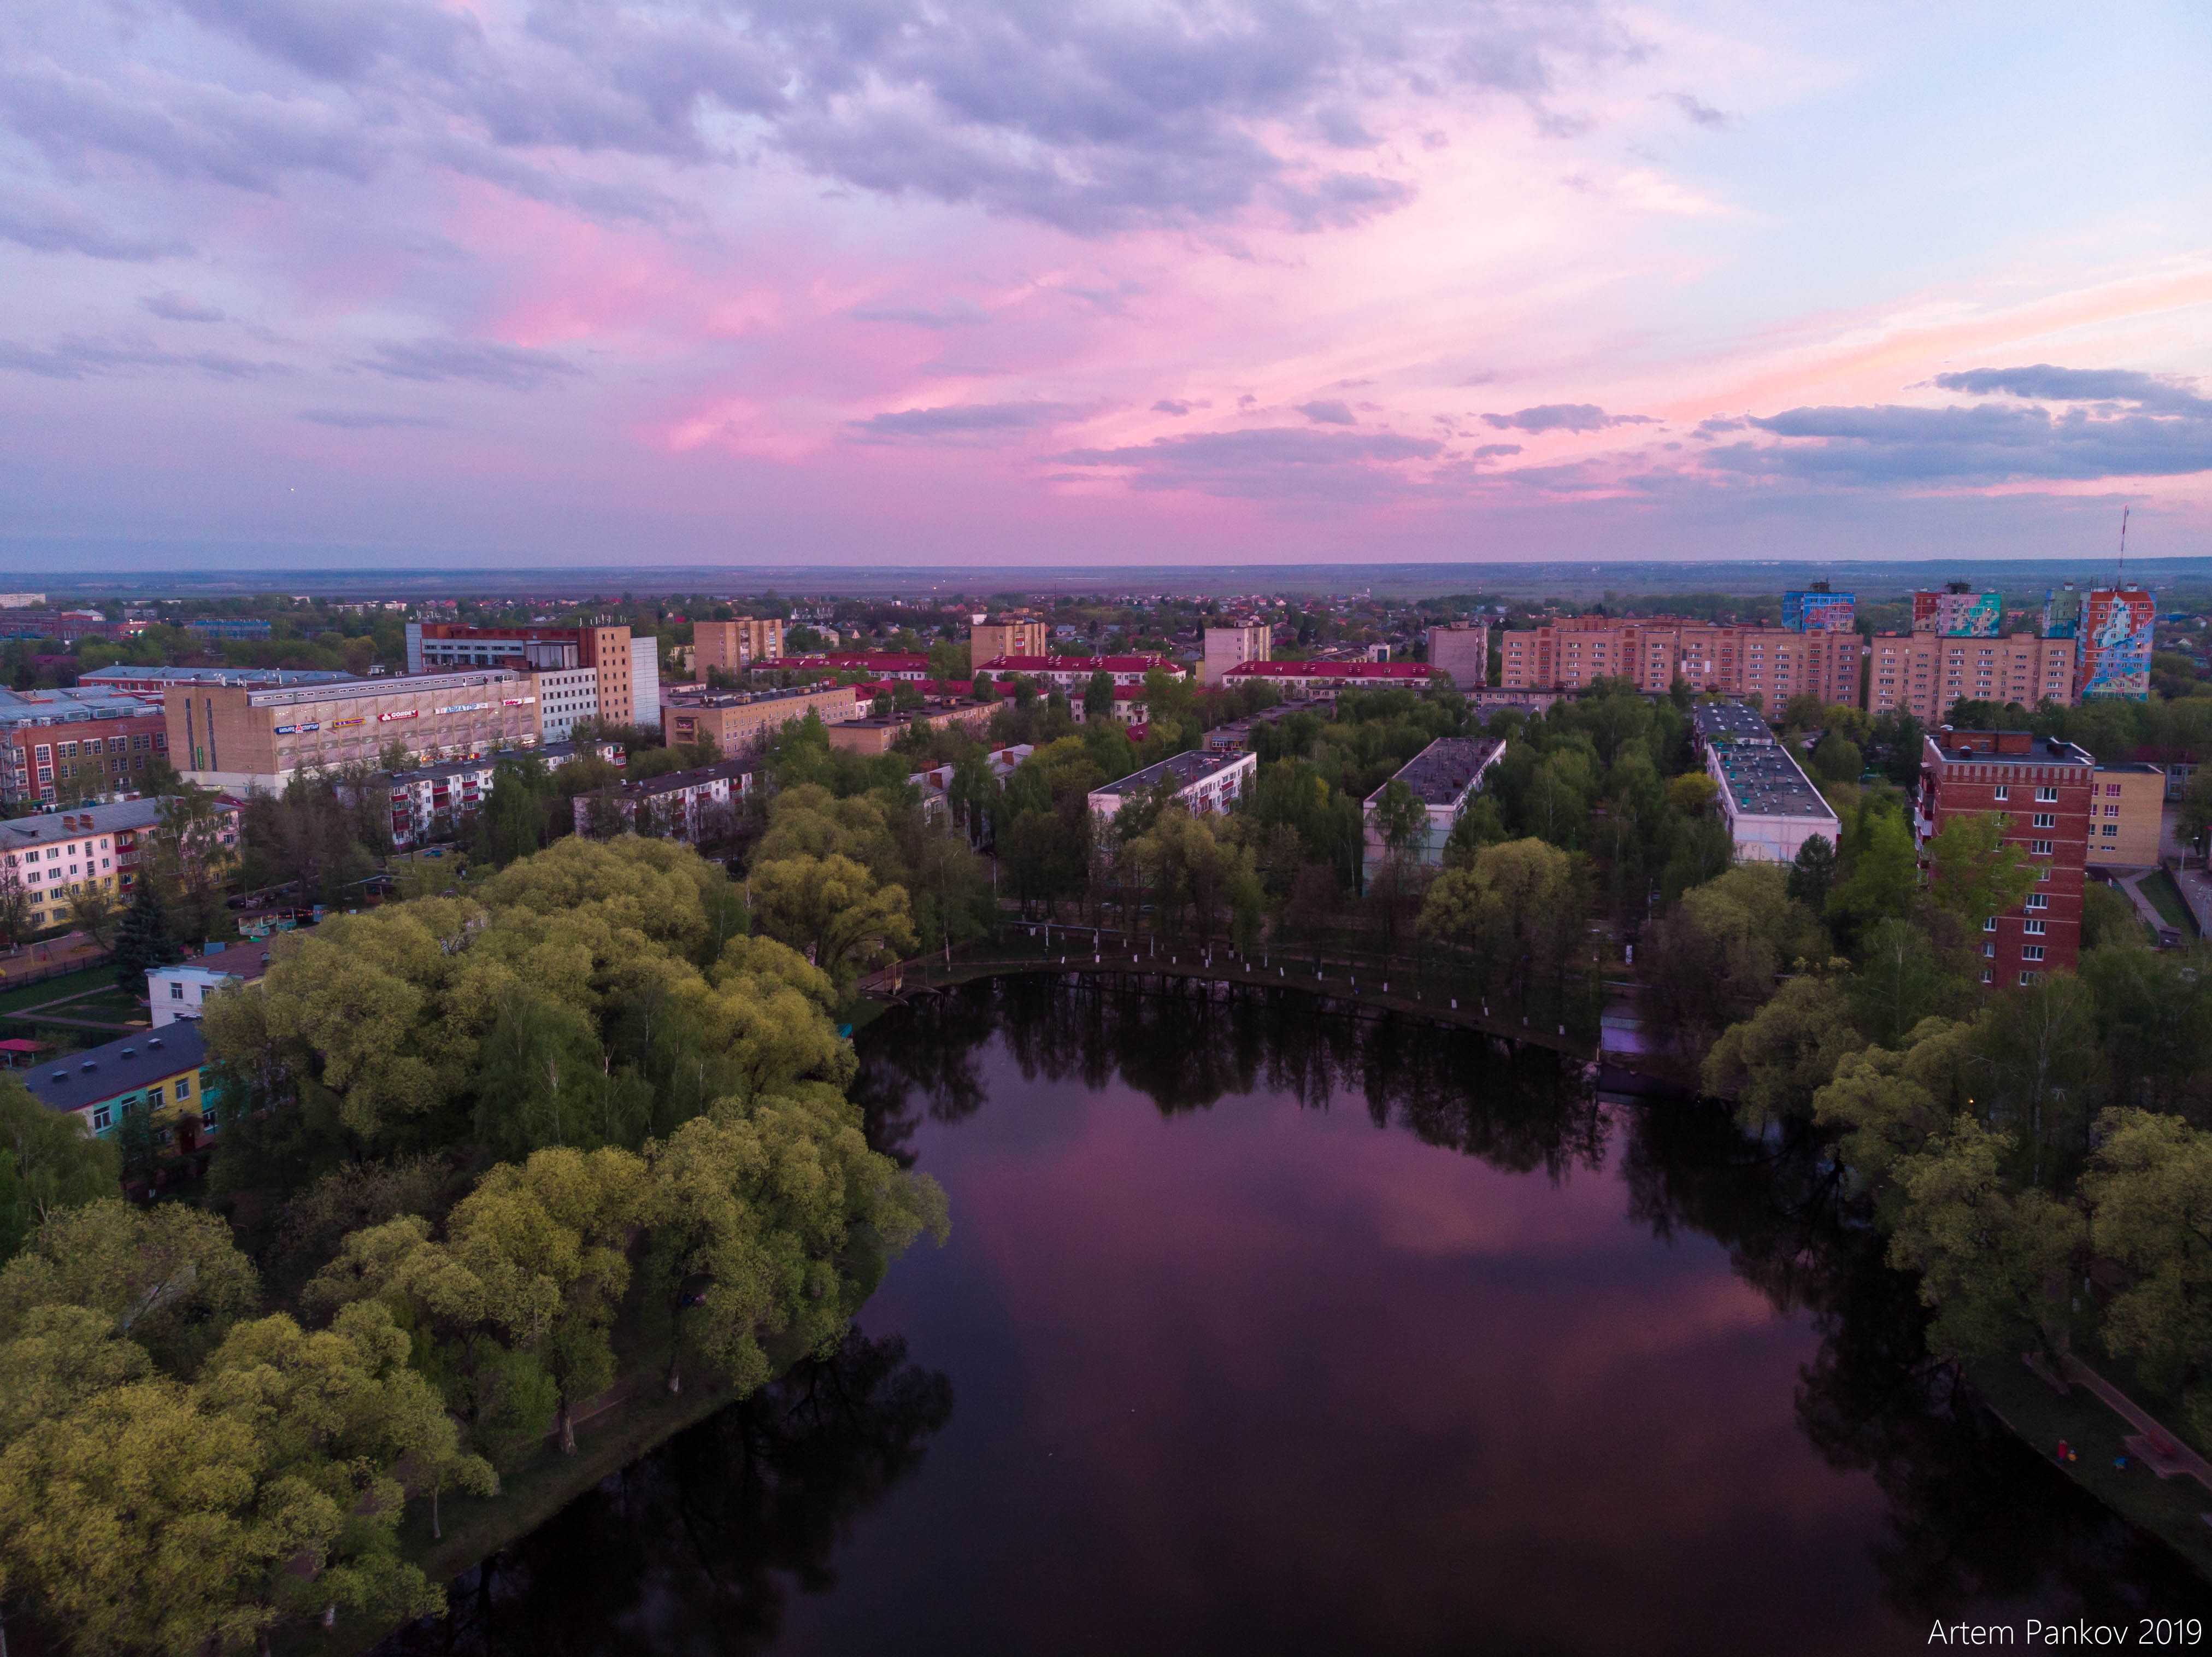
xmin=1824 ymin=804 xmax=1917 ymax=948
xmin=1925 ymin=813 xmax=2034 ymax=935
xmin=1810 ymin=735 xmax=1862 ymax=784
xmin=1702 ymin=976 xmax=1864 ymax=1132
xmin=0 ymin=1079 xmax=121 ymax=1262
xmin=749 ymin=855 xmax=917 ymax=991
xmin=1814 ymin=1018 xmax=1974 ymax=1193
xmin=2081 ymin=1108 xmax=2212 ymax=1412
xmin=1084 ymin=668 xmax=1114 ymax=721
xmin=109 ymin=873 xmax=183 ymax=994
xmin=2180 ymin=765 xmax=2212 ymax=861
xmin=1785 ymin=834 xmax=1836 ymax=914
xmin=1849 ymin=919 xmax=1964 ymax=1048
xmin=68 ymin=888 xmax=118 ymax=951
xmin=1969 ymin=974 xmax=2105 ymax=1188
xmin=480 ymin=755 xmax=553 ymax=867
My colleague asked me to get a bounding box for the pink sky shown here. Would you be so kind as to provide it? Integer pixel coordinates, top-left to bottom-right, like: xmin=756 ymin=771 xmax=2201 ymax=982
xmin=1 ymin=0 xmax=2207 ymax=568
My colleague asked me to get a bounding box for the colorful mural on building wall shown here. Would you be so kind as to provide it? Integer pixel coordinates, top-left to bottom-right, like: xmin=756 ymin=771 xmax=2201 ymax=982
xmin=1913 ymin=590 xmax=2004 ymax=637
xmin=2043 ymin=586 xmax=2082 ymax=639
xmin=1781 ymin=591 xmax=1856 ymax=633
xmin=2079 ymin=587 xmax=2155 ymax=700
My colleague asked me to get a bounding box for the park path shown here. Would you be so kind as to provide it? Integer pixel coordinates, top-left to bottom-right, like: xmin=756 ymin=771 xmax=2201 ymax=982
xmin=2058 ymin=1353 xmax=2212 ymax=1493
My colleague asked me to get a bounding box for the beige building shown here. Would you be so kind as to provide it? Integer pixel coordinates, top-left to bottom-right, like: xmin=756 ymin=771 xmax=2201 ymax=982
xmin=1202 ymin=621 xmax=1272 ymax=685
xmin=970 ymin=618 xmax=1050 ymax=662
xmin=662 ymin=684 xmax=859 ymax=752
xmin=694 ymin=618 xmax=785 ymax=680
xmin=827 ymin=701 xmax=999 ymax=754
xmin=1499 ymin=619 xmax=1861 ymax=705
xmin=1423 ymin=623 xmax=1490 ymax=690
xmin=169 ymin=669 xmax=538 ymax=791
xmin=2087 ymin=762 xmax=2164 ymax=867
xmin=1866 ymin=631 xmax=2076 ymax=720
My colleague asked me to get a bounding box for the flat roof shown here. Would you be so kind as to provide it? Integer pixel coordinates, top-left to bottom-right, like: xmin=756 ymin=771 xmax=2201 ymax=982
xmin=1370 ymin=737 xmax=1503 ymax=807
xmin=245 ymin=668 xmax=521 ymax=709
xmin=1095 ymin=748 xmax=1251 ymax=798
xmin=1711 ymin=746 xmax=1838 ymax=823
xmin=79 ymin=666 xmax=355 ymax=686
xmin=2094 ymin=762 xmax=2166 ymax=774
xmin=21 ymin=1021 xmax=209 ymax=1113
xmin=1926 ymin=733 xmax=2094 ymax=767
xmin=666 ymin=684 xmax=854 ymax=709
xmin=1691 ymin=700 xmax=1773 ymax=744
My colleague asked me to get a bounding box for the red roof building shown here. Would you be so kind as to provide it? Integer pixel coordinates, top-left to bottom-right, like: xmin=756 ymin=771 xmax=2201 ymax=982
xmin=972 ymin=655 xmax=1183 ymax=691
xmin=1221 ymin=660 xmax=1432 ymax=698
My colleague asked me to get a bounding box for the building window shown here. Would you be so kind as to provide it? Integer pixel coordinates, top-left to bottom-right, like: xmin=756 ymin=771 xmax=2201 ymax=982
xmin=2020 ymin=971 xmax=2043 ymax=985
xmin=200 ymin=1110 xmax=217 ymax=1132
xmin=2023 ymin=945 xmax=2046 ymax=961
xmin=2026 ymin=893 xmax=2048 ymax=910
xmin=169 ymin=982 xmax=183 ymax=1000
xmin=2102 ymin=824 xmax=2118 ymax=836
xmin=2031 ymin=813 xmax=2056 ymax=828
xmin=1982 ymin=915 xmax=1998 ymax=932
xmin=176 ymin=1074 xmax=191 ymax=1099
xmin=2039 ymin=866 xmax=2052 ymax=882
xmin=2030 ymin=840 xmax=2054 ymax=856
xmin=2104 ymin=804 xmax=2120 ymax=817
xmin=2037 ymin=786 xmax=2059 ymax=802
xmin=2025 ymin=919 xmax=2046 ymax=935
xmin=92 ymin=1106 xmax=110 ymax=1132
xmin=2105 ymin=783 xmax=2122 ymax=796
xmin=1993 ymin=785 xmax=2009 ymax=801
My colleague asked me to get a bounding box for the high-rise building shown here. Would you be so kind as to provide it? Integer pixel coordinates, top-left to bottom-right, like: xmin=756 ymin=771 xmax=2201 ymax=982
xmin=1497 ymin=618 xmax=1860 ymax=705
xmin=1422 ymin=623 xmax=1490 ymax=689
xmin=405 ymin=621 xmax=636 ymax=730
xmin=1916 ymin=728 xmax=2093 ymax=985
xmin=1865 ymin=632 xmax=2076 ymax=721
xmin=630 ymin=636 xmax=661 ymax=725
xmin=2043 ymin=584 xmax=2082 ymax=639
xmin=1203 ymin=621 xmax=1273 ymax=685
xmin=693 ymin=618 xmax=784 ymax=679
xmin=970 ymin=618 xmax=1050 ymax=662
xmin=1780 ymin=589 xmax=1856 ymax=632
xmin=2079 ymin=587 xmax=2155 ymax=701
xmin=1911 ymin=585 xmax=2004 ymax=637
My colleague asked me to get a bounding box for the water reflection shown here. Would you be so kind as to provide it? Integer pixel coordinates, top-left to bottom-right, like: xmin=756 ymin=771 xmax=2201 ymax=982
xmin=390 ymin=978 xmax=2207 ymax=1656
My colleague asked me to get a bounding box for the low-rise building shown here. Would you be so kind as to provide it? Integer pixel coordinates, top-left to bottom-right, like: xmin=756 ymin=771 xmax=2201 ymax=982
xmin=1362 ymin=736 xmax=1504 ymax=869
xmin=1087 ymin=748 xmax=1257 ymax=821
xmin=1 ymin=688 xmax=170 ymax=806
xmin=1690 ymin=700 xmax=1775 ymax=758
xmin=573 ymin=760 xmax=753 ymax=843
xmin=828 ymin=701 xmax=999 ymax=753
xmin=973 ymin=655 xmax=1184 ymax=694
xmin=368 ymin=740 xmax=620 ymax=850
xmin=77 ymin=666 xmax=356 ymax=704
xmin=775 ymin=652 xmax=934 ymax=682
xmin=148 ymin=939 xmax=274 ymax=1026
xmin=2087 ymin=762 xmax=2164 ymax=867
xmin=22 ymin=1021 xmax=218 ymax=1156
xmin=1707 ymin=743 xmax=1840 ymax=867
xmin=1217 ymin=660 xmax=1432 ymax=700
xmin=171 ymin=668 xmax=539 ymax=790
xmin=185 ymin=618 xmax=274 ymax=640
xmin=662 ymin=684 xmax=861 ymax=752
xmin=0 ymin=796 xmax=241 ymax=930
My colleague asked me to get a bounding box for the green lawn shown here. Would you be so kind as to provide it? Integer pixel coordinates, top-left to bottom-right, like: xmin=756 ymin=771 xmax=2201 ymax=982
xmin=0 ymin=963 xmax=109 ymax=1016
xmin=2140 ymin=867 xmax=2198 ymax=934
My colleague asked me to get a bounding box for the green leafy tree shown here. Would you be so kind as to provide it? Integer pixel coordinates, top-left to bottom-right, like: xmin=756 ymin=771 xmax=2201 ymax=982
xmin=1849 ymin=919 xmax=1964 ymax=1048
xmin=749 ymin=855 xmax=917 ymax=991
xmin=1785 ymin=834 xmax=1836 ymax=914
xmin=0 ymin=1079 xmax=121 ymax=1262
xmin=1925 ymin=813 xmax=2034 ymax=935
xmin=2081 ymin=1108 xmax=2212 ymax=1414
xmin=1814 ymin=1018 xmax=1975 ymax=1194
xmin=1084 ymin=668 xmax=1114 ymax=721
xmin=1702 ymin=976 xmax=1864 ymax=1131
xmin=1824 ymin=803 xmax=1918 ymax=949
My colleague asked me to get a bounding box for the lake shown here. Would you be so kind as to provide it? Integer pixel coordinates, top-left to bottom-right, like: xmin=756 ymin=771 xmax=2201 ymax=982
xmin=385 ymin=977 xmax=2210 ymax=1654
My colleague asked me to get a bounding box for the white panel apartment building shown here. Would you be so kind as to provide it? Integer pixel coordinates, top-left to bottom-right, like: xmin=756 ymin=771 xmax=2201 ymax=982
xmin=1087 ymin=749 xmax=1258 ymax=822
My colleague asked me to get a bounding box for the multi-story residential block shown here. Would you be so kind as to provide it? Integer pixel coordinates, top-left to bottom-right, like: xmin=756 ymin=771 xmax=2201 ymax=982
xmin=1088 ymin=749 xmax=1258 ymax=822
xmin=1911 ymin=587 xmax=2004 ymax=636
xmin=170 ymin=669 xmax=538 ymax=791
xmin=1202 ymin=621 xmax=1273 ymax=686
xmin=1422 ymin=623 xmax=1490 ymax=689
xmin=184 ymin=618 xmax=274 ymax=640
xmin=1865 ymin=632 xmax=2076 ymax=720
xmin=1362 ymin=737 xmax=1504 ymax=869
xmin=0 ymin=610 xmax=144 ymax=643
xmin=1781 ymin=589 xmax=1856 ymax=632
xmin=1705 ymin=741 xmax=1840 ymax=866
xmin=827 ymin=702 xmax=1001 ymax=753
xmin=970 ymin=618 xmax=1051 ymax=662
xmin=629 ymin=636 xmax=661 ymax=725
xmin=526 ymin=666 xmax=600 ymax=741
xmin=693 ymin=618 xmax=784 ymax=678
xmin=404 ymin=621 xmax=640 ymax=728
xmin=1497 ymin=620 xmax=1861 ymax=705
xmin=1217 ymin=660 xmax=1431 ymax=700
xmin=1916 ymin=728 xmax=2093 ymax=985
xmin=2079 ymin=587 xmax=2155 ymax=701
xmin=0 ymin=795 xmax=240 ymax=933
xmin=1 ymin=689 xmax=169 ymax=805
xmin=367 ymin=741 xmax=620 ymax=850
xmin=975 ymin=655 xmax=1186 ymax=694
xmin=22 ymin=1022 xmax=217 ymax=1157
xmin=662 ymin=685 xmax=861 ymax=753
xmin=780 ymin=652 xmax=936 ymax=682
xmin=573 ymin=760 xmax=754 ymax=843
xmin=77 ymin=666 xmax=356 ymax=704
xmin=2086 ymin=763 xmax=2164 ymax=867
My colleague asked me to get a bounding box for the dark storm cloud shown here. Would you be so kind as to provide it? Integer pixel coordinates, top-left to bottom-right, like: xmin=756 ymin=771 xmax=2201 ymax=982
xmin=0 ymin=0 xmax=1634 ymax=235
xmin=0 ymin=334 xmax=288 ymax=380
xmin=1481 ymin=403 xmax=1651 ymax=432
xmin=361 ymin=338 xmax=582 ymax=387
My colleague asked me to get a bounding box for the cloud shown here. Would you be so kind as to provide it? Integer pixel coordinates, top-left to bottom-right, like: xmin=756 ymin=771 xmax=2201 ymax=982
xmin=1152 ymin=399 xmax=1193 ymax=415
xmin=1931 ymin=364 xmax=2208 ymax=414
xmin=143 ymin=291 xmax=225 ymax=322
xmin=0 ymin=334 xmax=287 ymax=380
xmin=1056 ymin=425 xmax=1445 ymax=499
xmin=1481 ymin=403 xmax=1652 ymax=433
xmin=1297 ymin=399 xmax=1356 ymax=425
xmin=850 ymin=301 xmax=990 ymax=329
xmin=850 ymin=401 xmax=1078 ymax=440
xmin=0 ymin=194 xmax=190 ymax=260
xmin=171 ymin=0 xmax=478 ymax=83
xmin=298 ymin=408 xmax=448 ymax=428
xmin=361 ymin=338 xmax=581 ymax=388
xmin=1660 ymin=91 xmax=1730 ymax=129
xmin=1470 ymin=443 xmax=1523 ymax=459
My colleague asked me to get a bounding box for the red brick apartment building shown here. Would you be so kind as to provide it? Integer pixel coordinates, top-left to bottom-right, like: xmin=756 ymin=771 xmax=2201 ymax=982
xmin=1916 ymin=729 xmax=2093 ymax=985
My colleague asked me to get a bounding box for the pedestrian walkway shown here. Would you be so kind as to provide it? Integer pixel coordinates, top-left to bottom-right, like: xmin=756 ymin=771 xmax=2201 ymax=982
xmin=2058 ymin=1354 xmax=2212 ymax=1494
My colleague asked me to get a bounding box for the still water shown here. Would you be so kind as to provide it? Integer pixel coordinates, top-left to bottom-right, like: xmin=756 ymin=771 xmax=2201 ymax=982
xmin=390 ymin=978 xmax=2209 ymax=1655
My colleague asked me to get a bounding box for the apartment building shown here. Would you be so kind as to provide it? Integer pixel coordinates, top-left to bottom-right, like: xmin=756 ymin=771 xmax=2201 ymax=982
xmin=629 ymin=636 xmax=661 ymax=725
xmin=1362 ymin=736 xmax=1504 ymax=869
xmin=2086 ymin=763 xmax=2164 ymax=868
xmin=1 ymin=689 xmax=169 ymax=805
xmin=693 ymin=618 xmax=784 ymax=678
xmin=1916 ymin=729 xmax=2093 ymax=985
xmin=975 ymin=655 xmax=1185 ymax=693
xmin=2080 ymin=587 xmax=2156 ymax=701
xmin=971 ymin=618 xmax=1051 ymax=662
xmin=573 ymin=759 xmax=753 ymax=844
xmin=1706 ymin=743 xmax=1840 ymax=866
xmin=369 ymin=740 xmax=621 ymax=850
xmin=1911 ymin=587 xmax=2003 ymax=636
xmin=1781 ymin=590 xmax=1856 ymax=632
xmin=0 ymin=796 xmax=239 ymax=931
xmin=170 ymin=669 xmax=538 ymax=791
xmin=662 ymin=684 xmax=860 ymax=752
xmin=1865 ymin=632 xmax=2076 ymax=721
xmin=527 ymin=667 xmax=599 ymax=741
xmin=1498 ymin=619 xmax=1860 ymax=704
xmin=1202 ymin=621 xmax=1273 ymax=685
xmin=828 ymin=701 xmax=1000 ymax=753
xmin=1423 ymin=624 xmax=1491 ymax=690
xmin=1217 ymin=660 xmax=1431 ymax=700
xmin=404 ymin=621 xmax=642 ymax=728
xmin=780 ymin=653 xmax=935 ymax=682
xmin=1088 ymin=749 xmax=1258 ymax=821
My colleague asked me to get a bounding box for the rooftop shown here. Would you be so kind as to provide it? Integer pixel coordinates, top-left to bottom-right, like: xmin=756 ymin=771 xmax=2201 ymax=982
xmin=665 ymin=684 xmax=855 ymax=710
xmin=244 ymin=668 xmax=522 ymax=709
xmin=1711 ymin=746 xmax=1838 ymax=823
xmin=1222 ymin=660 xmax=1429 ymax=680
xmin=1094 ymin=748 xmax=1252 ymax=799
xmin=2093 ymin=762 xmax=2166 ymax=775
xmin=0 ymin=688 xmax=161 ymax=727
xmin=0 ymin=797 xmax=207 ymax=849
xmin=21 ymin=1021 xmax=209 ymax=1113
xmin=1691 ymin=700 xmax=1774 ymax=745
xmin=1926 ymin=730 xmax=2094 ymax=767
xmin=1371 ymin=737 xmax=1504 ymax=807
xmin=622 ymin=758 xmax=752 ymax=798
xmin=79 ymin=666 xmax=356 ymax=688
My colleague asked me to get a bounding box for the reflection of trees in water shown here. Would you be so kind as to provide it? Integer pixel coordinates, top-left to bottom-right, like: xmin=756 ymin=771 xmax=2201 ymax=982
xmin=1624 ymin=1098 xmax=2208 ymax=1618
xmin=378 ymin=1330 xmax=952 ymax=1657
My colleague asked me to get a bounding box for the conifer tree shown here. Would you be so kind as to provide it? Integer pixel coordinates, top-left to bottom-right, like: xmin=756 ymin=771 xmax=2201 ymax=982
xmin=110 ymin=875 xmax=182 ymax=994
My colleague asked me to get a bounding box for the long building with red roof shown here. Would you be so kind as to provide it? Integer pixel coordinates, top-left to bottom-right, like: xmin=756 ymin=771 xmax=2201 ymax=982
xmin=972 ymin=655 xmax=1185 ymax=691
xmin=1221 ymin=660 xmax=1432 ymax=698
